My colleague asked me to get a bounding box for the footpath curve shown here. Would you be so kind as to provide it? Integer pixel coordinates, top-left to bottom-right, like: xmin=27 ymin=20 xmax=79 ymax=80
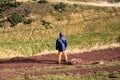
xmin=48 ymin=0 xmax=120 ymax=7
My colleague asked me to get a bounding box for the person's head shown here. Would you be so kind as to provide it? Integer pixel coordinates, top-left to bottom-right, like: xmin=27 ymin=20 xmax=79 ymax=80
xmin=59 ymin=32 xmax=64 ymax=38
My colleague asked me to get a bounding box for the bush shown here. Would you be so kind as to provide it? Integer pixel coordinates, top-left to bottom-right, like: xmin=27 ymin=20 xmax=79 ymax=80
xmin=116 ymin=35 xmax=120 ymax=43
xmin=41 ymin=20 xmax=53 ymax=29
xmin=38 ymin=0 xmax=48 ymax=4
xmin=7 ymin=2 xmax=22 ymax=7
xmin=23 ymin=19 xmax=33 ymax=24
xmin=41 ymin=20 xmax=50 ymax=25
xmin=8 ymin=13 xmax=23 ymax=26
xmin=108 ymin=0 xmax=120 ymax=3
xmin=0 ymin=1 xmax=21 ymax=12
xmin=0 ymin=6 xmax=5 ymax=12
xmin=0 ymin=21 xmax=4 ymax=27
xmin=54 ymin=2 xmax=67 ymax=12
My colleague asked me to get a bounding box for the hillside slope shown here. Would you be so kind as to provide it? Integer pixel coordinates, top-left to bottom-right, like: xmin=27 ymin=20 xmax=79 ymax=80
xmin=0 ymin=1 xmax=120 ymax=57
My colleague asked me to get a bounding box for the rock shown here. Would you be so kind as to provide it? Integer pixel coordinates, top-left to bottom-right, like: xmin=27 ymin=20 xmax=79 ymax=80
xmin=91 ymin=61 xmax=104 ymax=65
xmin=70 ymin=58 xmax=84 ymax=65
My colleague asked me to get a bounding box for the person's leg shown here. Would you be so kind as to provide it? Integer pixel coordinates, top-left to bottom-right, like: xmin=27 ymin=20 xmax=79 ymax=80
xmin=63 ymin=51 xmax=68 ymax=62
xmin=58 ymin=51 xmax=62 ymax=64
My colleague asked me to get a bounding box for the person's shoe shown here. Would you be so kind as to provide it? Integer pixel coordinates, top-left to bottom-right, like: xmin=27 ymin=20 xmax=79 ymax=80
xmin=56 ymin=62 xmax=60 ymax=64
xmin=63 ymin=60 xmax=68 ymax=62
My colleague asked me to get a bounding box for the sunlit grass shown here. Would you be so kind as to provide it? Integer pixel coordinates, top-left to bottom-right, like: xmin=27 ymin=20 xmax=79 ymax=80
xmin=0 ymin=4 xmax=120 ymax=56
xmin=3 ymin=61 xmax=119 ymax=80
xmin=9 ymin=71 xmax=120 ymax=80
xmin=0 ymin=17 xmax=120 ymax=56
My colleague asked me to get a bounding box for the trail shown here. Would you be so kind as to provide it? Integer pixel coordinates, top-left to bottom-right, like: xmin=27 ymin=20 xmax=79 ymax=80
xmin=0 ymin=47 xmax=120 ymax=79
xmin=48 ymin=0 xmax=120 ymax=7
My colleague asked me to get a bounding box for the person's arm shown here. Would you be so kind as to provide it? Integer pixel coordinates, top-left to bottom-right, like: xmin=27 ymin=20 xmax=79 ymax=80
xmin=56 ymin=40 xmax=58 ymax=50
xmin=65 ymin=39 xmax=68 ymax=48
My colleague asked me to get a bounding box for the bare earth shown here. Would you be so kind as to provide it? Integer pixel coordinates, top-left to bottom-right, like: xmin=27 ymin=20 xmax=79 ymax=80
xmin=49 ymin=0 xmax=120 ymax=7
xmin=0 ymin=47 xmax=120 ymax=79
xmin=16 ymin=0 xmax=120 ymax=7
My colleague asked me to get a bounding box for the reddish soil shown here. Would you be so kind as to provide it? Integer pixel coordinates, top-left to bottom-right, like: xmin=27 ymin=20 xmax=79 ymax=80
xmin=0 ymin=47 xmax=120 ymax=79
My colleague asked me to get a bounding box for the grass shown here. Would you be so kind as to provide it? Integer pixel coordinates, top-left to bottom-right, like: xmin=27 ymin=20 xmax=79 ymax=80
xmin=40 ymin=71 xmax=120 ymax=80
xmin=0 ymin=17 xmax=120 ymax=56
xmin=0 ymin=61 xmax=119 ymax=80
xmin=0 ymin=2 xmax=120 ymax=56
xmin=9 ymin=71 xmax=120 ymax=80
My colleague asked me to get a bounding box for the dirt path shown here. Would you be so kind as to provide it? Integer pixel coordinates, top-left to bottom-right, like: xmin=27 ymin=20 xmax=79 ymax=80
xmin=0 ymin=47 xmax=120 ymax=69
xmin=16 ymin=0 xmax=120 ymax=7
xmin=0 ymin=47 xmax=120 ymax=79
xmin=48 ymin=0 xmax=120 ymax=7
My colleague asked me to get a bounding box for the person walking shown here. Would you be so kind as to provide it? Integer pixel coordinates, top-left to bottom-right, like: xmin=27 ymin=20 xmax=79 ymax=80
xmin=56 ymin=32 xmax=68 ymax=64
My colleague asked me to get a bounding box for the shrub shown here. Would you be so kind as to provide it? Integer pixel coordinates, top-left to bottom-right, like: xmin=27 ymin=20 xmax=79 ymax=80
xmin=8 ymin=13 xmax=23 ymax=26
xmin=108 ymin=72 xmax=119 ymax=78
xmin=41 ymin=20 xmax=52 ymax=29
xmin=23 ymin=19 xmax=33 ymax=24
xmin=108 ymin=0 xmax=120 ymax=3
xmin=7 ymin=2 xmax=22 ymax=7
xmin=0 ymin=1 xmax=21 ymax=12
xmin=0 ymin=6 xmax=5 ymax=12
xmin=0 ymin=21 xmax=4 ymax=27
xmin=116 ymin=35 xmax=120 ymax=43
xmin=38 ymin=0 xmax=48 ymax=4
xmin=41 ymin=20 xmax=50 ymax=26
xmin=54 ymin=2 xmax=67 ymax=12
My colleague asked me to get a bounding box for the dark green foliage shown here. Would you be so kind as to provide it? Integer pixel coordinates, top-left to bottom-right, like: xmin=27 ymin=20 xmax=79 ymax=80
xmin=108 ymin=72 xmax=119 ymax=78
xmin=0 ymin=21 xmax=4 ymax=27
xmin=23 ymin=19 xmax=33 ymax=24
xmin=8 ymin=13 xmax=23 ymax=26
xmin=38 ymin=0 xmax=48 ymax=4
xmin=116 ymin=35 xmax=120 ymax=43
xmin=114 ymin=0 xmax=120 ymax=2
xmin=7 ymin=2 xmax=21 ymax=7
xmin=108 ymin=0 xmax=120 ymax=3
xmin=0 ymin=6 xmax=5 ymax=12
xmin=41 ymin=20 xmax=50 ymax=26
xmin=41 ymin=20 xmax=52 ymax=29
xmin=54 ymin=2 xmax=66 ymax=12
xmin=0 ymin=0 xmax=21 ymax=12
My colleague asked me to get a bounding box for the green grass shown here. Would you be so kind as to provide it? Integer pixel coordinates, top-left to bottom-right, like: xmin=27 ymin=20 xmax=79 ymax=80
xmin=40 ymin=71 xmax=120 ymax=80
xmin=0 ymin=17 xmax=120 ymax=56
xmin=9 ymin=71 xmax=120 ymax=80
xmin=0 ymin=61 xmax=119 ymax=80
xmin=0 ymin=3 xmax=120 ymax=56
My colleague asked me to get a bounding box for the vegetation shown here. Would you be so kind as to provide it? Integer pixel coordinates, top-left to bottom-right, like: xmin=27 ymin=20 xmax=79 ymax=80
xmin=38 ymin=0 xmax=48 ymax=3
xmin=39 ymin=71 xmax=120 ymax=80
xmin=0 ymin=0 xmax=21 ymax=12
xmin=116 ymin=35 xmax=120 ymax=43
xmin=41 ymin=20 xmax=52 ymax=29
xmin=9 ymin=71 xmax=120 ymax=80
xmin=0 ymin=21 xmax=4 ymax=27
xmin=23 ymin=19 xmax=33 ymax=24
xmin=54 ymin=2 xmax=67 ymax=12
xmin=108 ymin=0 xmax=120 ymax=2
xmin=1 ymin=61 xmax=119 ymax=80
xmin=0 ymin=2 xmax=119 ymax=56
xmin=69 ymin=0 xmax=120 ymax=2
xmin=8 ymin=13 xmax=23 ymax=26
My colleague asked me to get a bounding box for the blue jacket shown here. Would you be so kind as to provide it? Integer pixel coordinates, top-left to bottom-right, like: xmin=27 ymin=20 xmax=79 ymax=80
xmin=56 ymin=32 xmax=67 ymax=52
